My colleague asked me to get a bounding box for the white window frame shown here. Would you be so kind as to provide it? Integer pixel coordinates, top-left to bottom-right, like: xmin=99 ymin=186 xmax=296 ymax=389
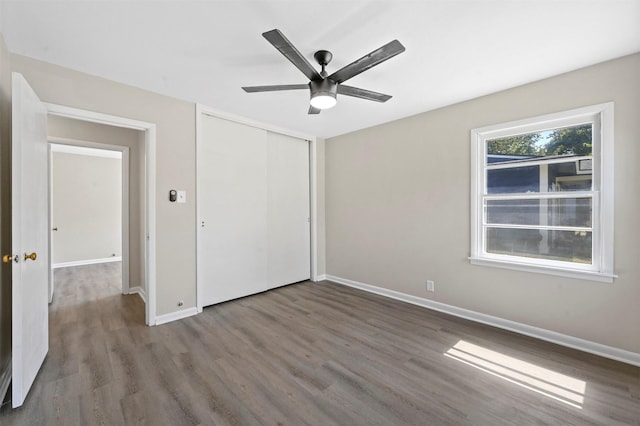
xmin=470 ymin=103 xmax=615 ymax=282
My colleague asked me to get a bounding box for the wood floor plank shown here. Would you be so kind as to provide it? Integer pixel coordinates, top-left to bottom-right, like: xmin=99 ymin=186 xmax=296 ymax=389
xmin=1 ymin=263 xmax=639 ymax=425
xmin=40 ymin=374 xmax=81 ymax=426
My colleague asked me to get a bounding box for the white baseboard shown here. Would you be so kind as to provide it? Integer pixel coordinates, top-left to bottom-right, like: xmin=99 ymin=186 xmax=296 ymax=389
xmin=53 ymin=257 xmax=122 ymax=268
xmin=325 ymin=274 xmax=640 ymax=367
xmin=128 ymin=286 xmax=147 ymax=304
xmin=0 ymin=360 xmax=11 ymax=405
xmin=155 ymin=307 xmax=198 ymax=326
xmin=315 ymin=274 xmax=328 ymax=282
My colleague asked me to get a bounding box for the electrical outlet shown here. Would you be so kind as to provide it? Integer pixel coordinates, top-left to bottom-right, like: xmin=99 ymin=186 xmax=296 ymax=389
xmin=426 ymin=280 xmax=435 ymax=292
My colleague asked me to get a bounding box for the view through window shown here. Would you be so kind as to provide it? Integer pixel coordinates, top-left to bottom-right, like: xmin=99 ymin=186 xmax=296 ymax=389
xmin=485 ymin=123 xmax=593 ymax=264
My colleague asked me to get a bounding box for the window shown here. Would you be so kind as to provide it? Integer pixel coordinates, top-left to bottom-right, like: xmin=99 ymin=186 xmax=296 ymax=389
xmin=470 ymin=103 xmax=615 ymax=282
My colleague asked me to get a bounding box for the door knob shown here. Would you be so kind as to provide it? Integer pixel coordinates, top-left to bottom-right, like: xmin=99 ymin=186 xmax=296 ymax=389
xmin=2 ymin=254 xmax=18 ymax=263
xmin=24 ymin=252 xmax=37 ymax=261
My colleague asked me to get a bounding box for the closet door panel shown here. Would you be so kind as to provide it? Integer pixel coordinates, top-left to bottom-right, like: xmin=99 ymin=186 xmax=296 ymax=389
xmin=199 ymin=115 xmax=268 ymax=306
xmin=267 ymin=132 xmax=311 ymax=289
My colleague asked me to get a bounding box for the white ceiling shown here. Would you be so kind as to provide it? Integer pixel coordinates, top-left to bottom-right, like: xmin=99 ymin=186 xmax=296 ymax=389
xmin=1 ymin=1 xmax=639 ymax=139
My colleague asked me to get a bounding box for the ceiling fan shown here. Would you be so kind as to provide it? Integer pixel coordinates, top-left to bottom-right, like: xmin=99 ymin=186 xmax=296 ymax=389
xmin=242 ymin=29 xmax=406 ymax=114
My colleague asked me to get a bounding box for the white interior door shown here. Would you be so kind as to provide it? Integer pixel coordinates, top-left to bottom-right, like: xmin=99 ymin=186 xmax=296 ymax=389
xmin=10 ymin=73 xmax=49 ymax=408
xmin=267 ymin=132 xmax=310 ymax=288
xmin=199 ymin=115 xmax=268 ymax=306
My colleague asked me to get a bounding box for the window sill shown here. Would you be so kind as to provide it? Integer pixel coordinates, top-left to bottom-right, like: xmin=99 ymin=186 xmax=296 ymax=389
xmin=469 ymin=257 xmax=616 ymax=283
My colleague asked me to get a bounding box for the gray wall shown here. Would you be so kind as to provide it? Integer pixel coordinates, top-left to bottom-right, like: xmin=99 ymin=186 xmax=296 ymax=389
xmin=325 ymin=53 xmax=640 ymax=354
xmin=0 ymin=34 xmax=11 ymax=391
xmin=12 ymin=54 xmax=197 ymax=316
xmin=51 ymin=151 xmax=121 ymax=264
xmin=48 ymin=115 xmax=145 ymax=289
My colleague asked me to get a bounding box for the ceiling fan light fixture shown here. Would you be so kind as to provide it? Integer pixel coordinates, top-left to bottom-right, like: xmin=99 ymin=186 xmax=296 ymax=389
xmin=310 ymin=93 xmax=337 ymax=109
xmin=309 ymin=79 xmax=337 ymax=110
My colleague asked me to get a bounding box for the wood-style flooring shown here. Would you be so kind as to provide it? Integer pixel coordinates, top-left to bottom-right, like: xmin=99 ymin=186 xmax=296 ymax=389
xmin=1 ymin=263 xmax=638 ymax=425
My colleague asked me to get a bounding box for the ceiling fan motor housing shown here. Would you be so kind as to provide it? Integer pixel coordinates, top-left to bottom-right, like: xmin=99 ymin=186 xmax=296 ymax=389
xmin=309 ymin=78 xmax=337 ymax=96
xmin=309 ymin=78 xmax=337 ymax=109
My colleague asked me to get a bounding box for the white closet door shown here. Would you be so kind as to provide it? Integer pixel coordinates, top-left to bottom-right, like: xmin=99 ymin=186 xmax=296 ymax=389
xmin=267 ymin=132 xmax=310 ymax=288
xmin=199 ymin=115 xmax=268 ymax=306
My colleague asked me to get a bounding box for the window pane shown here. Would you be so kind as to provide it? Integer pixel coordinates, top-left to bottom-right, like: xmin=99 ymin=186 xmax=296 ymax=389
xmin=487 ymin=165 xmax=539 ymax=193
xmin=487 ymin=124 xmax=592 ymax=163
xmin=486 ymin=228 xmax=592 ymax=264
xmin=549 ymin=197 xmax=592 ymax=228
xmin=487 ymin=160 xmax=592 ymax=194
xmin=486 ymin=197 xmax=592 ymax=227
xmin=486 ymin=199 xmax=541 ymax=225
xmin=486 ymin=123 xmax=593 ymax=195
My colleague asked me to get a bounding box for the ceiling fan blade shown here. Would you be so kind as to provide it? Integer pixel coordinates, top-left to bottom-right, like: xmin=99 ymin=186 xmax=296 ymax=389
xmin=337 ymin=85 xmax=392 ymax=102
xmin=328 ymin=40 xmax=405 ymax=84
xmin=242 ymin=84 xmax=308 ymax=93
xmin=262 ymin=29 xmax=322 ymax=81
xmin=308 ymin=105 xmax=321 ymax=114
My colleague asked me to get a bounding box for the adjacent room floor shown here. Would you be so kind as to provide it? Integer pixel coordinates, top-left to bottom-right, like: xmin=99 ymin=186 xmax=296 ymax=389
xmin=0 ymin=263 xmax=638 ymax=425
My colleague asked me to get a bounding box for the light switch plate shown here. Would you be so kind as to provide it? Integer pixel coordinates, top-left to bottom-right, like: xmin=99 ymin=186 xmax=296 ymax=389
xmin=177 ymin=190 xmax=186 ymax=203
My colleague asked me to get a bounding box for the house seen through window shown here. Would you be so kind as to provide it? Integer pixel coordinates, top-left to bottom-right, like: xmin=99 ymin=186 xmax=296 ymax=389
xmin=470 ymin=104 xmax=615 ymax=282
xmin=486 ymin=124 xmax=593 ymax=264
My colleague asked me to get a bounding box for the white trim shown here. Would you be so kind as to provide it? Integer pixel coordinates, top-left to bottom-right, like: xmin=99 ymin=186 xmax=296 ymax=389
xmin=121 ymin=148 xmax=130 ymax=294
xmin=470 ymin=102 xmax=615 ymax=279
xmin=470 ymin=125 xmax=482 ymax=263
xmin=145 ymin=126 xmax=157 ymax=326
xmin=484 ymin=191 xmax=593 ymax=201
xmin=469 ymin=257 xmax=616 ymax=282
xmin=197 ymin=105 xmax=315 ymax=142
xmin=44 ymin=104 xmax=153 ymax=131
xmin=471 ymin=103 xmax=609 ymax=137
xmin=52 ymin=257 xmax=122 ymax=269
xmin=155 ymin=307 xmax=198 ymax=325
xmin=315 ymin=274 xmax=327 ymax=281
xmin=0 ymin=360 xmax=11 ymax=405
xmin=128 ymin=286 xmax=147 ymax=304
xmin=195 ymin=104 xmax=203 ymax=313
xmin=309 ymin=132 xmax=318 ymax=282
xmin=325 ymin=275 xmax=640 ymax=367
xmin=599 ymin=103 xmax=615 ymax=278
xmin=45 ymin=103 xmax=157 ymax=326
xmin=49 ymin=136 xmax=130 ymax=152
xmin=48 ymin=146 xmax=54 ymax=303
xmin=486 ymin=155 xmax=592 ymax=170
xmin=195 ymin=103 xmax=318 ymax=312
xmin=50 ymin=143 xmax=122 ymax=159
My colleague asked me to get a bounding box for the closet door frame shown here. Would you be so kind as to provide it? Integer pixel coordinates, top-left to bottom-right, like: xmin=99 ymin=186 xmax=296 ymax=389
xmin=195 ymin=104 xmax=318 ymax=313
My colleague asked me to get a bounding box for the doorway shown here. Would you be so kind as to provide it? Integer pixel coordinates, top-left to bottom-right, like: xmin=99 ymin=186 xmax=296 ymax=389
xmin=45 ymin=103 xmax=157 ymax=325
xmin=49 ymin=143 xmax=126 ymax=301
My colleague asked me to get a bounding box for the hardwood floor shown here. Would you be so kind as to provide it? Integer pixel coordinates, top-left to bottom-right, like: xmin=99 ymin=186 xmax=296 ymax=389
xmin=1 ymin=263 xmax=638 ymax=425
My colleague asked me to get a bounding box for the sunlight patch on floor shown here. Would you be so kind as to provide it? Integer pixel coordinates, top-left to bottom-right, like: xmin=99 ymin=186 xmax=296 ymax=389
xmin=444 ymin=340 xmax=586 ymax=409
